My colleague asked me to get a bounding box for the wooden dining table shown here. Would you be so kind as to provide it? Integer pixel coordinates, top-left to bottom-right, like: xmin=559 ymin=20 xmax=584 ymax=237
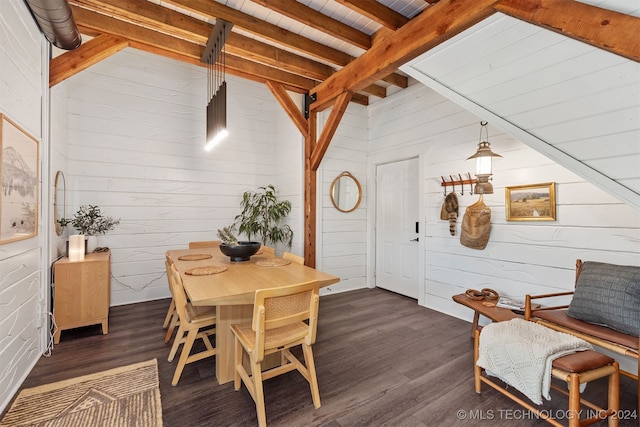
xmin=166 ymin=246 xmax=340 ymax=384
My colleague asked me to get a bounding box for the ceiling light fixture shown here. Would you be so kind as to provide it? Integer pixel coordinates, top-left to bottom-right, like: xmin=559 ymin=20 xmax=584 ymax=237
xmin=467 ymin=121 xmax=502 ymax=195
xmin=201 ymin=19 xmax=233 ymax=151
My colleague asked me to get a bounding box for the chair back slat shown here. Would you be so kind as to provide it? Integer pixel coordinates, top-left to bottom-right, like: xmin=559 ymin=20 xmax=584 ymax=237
xmin=283 ymin=252 xmax=304 ymax=265
xmin=252 ymin=281 xmax=320 ymax=354
xmin=260 ymin=246 xmax=276 ymax=257
xmin=189 ymin=240 xmax=220 ymax=249
xmin=232 ymin=280 xmax=322 ymax=423
xmin=169 ymin=264 xmax=189 ymax=322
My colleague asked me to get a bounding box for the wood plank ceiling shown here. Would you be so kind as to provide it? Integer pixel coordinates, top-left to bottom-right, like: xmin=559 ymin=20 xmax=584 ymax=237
xmin=54 ymin=0 xmax=639 ymax=110
xmin=54 ymin=0 xmax=428 ymax=105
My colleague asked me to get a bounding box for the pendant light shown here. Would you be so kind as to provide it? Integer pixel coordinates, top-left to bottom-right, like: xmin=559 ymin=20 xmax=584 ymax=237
xmin=201 ymin=19 xmax=233 ymax=151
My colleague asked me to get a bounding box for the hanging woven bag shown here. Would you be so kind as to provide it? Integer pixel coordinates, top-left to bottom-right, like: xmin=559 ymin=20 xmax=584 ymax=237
xmin=460 ymin=198 xmax=491 ymax=250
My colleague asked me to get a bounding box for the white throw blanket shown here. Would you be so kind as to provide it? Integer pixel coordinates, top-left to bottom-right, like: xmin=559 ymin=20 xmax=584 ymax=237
xmin=476 ymin=318 xmax=592 ymax=405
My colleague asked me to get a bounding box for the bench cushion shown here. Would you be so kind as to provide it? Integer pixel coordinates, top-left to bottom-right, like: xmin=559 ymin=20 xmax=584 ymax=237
xmin=567 ymin=261 xmax=640 ymax=336
xmin=534 ymin=309 xmax=639 ymax=350
xmin=552 ymin=350 xmax=614 ymax=373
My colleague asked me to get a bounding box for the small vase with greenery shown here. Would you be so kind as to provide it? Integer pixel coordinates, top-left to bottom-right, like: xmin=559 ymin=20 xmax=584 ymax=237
xmin=233 ymin=184 xmax=293 ymax=249
xmin=58 ymin=204 xmax=120 ymax=236
xmin=59 ymin=205 xmax=120 ymax=253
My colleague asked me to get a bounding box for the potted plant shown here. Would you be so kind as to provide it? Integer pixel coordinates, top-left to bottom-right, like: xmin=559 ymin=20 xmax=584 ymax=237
xmin=216 ymin=225 xmax=260 ymax=262
xmin=58 ymin=205 xmax=120 ymax=252
xmin=234 ymin=184 xmax=293 ymax=249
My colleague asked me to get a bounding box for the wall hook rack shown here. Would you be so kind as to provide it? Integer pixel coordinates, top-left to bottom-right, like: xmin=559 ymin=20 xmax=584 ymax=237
xmin=441 ymin=173 xmax=475 ymax=196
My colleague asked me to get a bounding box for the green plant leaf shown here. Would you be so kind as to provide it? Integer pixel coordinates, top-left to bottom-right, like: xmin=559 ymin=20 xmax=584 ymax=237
xmin=233 ymin=184 xmax=293 ymax=248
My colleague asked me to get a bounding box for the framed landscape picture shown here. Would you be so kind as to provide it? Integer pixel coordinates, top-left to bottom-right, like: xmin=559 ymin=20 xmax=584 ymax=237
xmin=505 ymin=182 xmax=556 ymax=221
xmin=1 ymin=113 xmax=39 ymax=244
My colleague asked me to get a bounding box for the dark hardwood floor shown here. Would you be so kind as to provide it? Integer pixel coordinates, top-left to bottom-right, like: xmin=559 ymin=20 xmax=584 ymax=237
xmin=5 ymin=288 xmax=638 ymax=426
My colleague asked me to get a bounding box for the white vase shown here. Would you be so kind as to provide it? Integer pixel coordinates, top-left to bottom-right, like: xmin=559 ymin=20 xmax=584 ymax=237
xmin=86 ymin=235 xmax=98 ymax=253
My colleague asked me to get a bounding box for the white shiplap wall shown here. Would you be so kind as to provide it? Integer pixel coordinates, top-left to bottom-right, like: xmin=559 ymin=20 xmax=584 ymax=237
xmin=51 ymin=82 xmax=70 ymax=260
xmin=368 ymin=82 xmax=640 ymax=372
xmin=274 ymin=91 xmax=305 ymax=257
xmin=0 ymin=0 xmax=44 ymax=414
xmin=317 ymin=104 xmax=368 ymax=294
xmin=62 ymin=49 xmax=295 ymax=305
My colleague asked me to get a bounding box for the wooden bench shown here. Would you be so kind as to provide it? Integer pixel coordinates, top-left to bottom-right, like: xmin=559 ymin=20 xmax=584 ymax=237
xmin=474 ymin=328 xmax=620 ymax=427
xmin=524 ymin=259 xmax=639 ymax=414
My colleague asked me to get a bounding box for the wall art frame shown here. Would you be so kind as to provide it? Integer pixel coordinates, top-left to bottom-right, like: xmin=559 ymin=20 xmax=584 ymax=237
xmin=1 ymin=113 xmax=39 ymax=244
xmin=505 ymin=182 xmax=556 ymax=221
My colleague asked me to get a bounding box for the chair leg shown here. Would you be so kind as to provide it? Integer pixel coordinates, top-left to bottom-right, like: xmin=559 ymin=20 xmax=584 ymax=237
xmin=164 ymin=312 xmax=179 ymax=343
xmin=168 ymin=324 xmax=185 ymax=362
xmin=567 ymin=373 xmax=581 ymax=427
xmin=473 ymin=329 xmax=482 ymax=393
xmin=172 ymin=328 xmax=199 ymax=386
xmin=251 ymin=361 xmax=267 ymax=427
xmin=234 ymin=336 xmax=242 ymax=391
xmin=608 ymin=362 xmax=619 ymax=427
xmin=302 ymin=344 xmax=321 ymax=408
xmin=163 ymin=299 xmax=175 ymax=329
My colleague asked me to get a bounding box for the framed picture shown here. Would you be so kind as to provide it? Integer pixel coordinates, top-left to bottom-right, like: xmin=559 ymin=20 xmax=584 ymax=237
xmin=505 ymin=182 xmax=556 ymax=221
xmin=1 ymin=113 xmax=39 ymax=244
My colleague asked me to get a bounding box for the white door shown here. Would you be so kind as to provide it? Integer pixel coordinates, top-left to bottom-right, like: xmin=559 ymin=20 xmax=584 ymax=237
xmin=375 ymin=158 xmax=419 ymax=299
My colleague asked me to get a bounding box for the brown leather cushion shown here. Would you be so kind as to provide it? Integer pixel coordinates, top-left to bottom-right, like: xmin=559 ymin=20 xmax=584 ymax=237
xmin=533 ymin=309 xmax=639 ymax=351
xmin=552 ymin=350 xmax=614 ymax=373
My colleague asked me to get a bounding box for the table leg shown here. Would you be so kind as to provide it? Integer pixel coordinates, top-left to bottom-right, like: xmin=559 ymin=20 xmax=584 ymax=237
xmin=216 ymin=304 xmax=253 ymax=384
xmin=471 ymin=311 xmax=480 ymax=338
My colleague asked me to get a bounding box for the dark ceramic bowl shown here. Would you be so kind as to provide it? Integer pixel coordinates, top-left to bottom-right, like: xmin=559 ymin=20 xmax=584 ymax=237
xmin=219 ymin=241 xmax=261 ymax=262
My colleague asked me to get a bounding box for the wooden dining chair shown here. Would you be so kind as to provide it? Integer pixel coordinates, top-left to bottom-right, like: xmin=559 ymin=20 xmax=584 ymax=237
xmin=231 ymin=281 xmax=321 ymax=427
xmin=283 ymin=251 xmax=304 ymax=265
xmin=260 ymin=245 xmax=275 ymax=257
xmin=168 ymin=264 xmax=217 ymax=386
xmin=162 ymin=255 xmax=179 ymax=343
xmin=188 ymin=240 xmax=221 ymax=249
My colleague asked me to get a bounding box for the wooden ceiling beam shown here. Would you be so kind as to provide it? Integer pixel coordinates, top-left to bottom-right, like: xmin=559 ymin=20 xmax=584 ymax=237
xmin=228 ymin=33 xmax=385 ymax=98
xmin=72 ymin=7 xmax=319 ymax=91
xmin=335 ymin=0 xmax=409 ymax=30
xmin=50 ymin=34 xmax=128 ymax=87
xmin=72 ymin=6 xmax=202 ymax=57
xmin=224 ymin=54 xmax=317 ymax=90
xmin=71 ymin=0 xmax=387 ymax=98
xmin=252 ymin=0 xmax=371 ymax=50
xmin=310 ymin=0 xmax=500 ymax=111
xmin=126 ymin=39 xmax=314 ymax=96
xmin=371 ymin=27 xmax=408 ymax=88
xmin=72 ymin=0 xmax=330 ymax=81
xmin=134 ymin=40 xmax=373 ymax=106
xmin=495 ymin=0 xmax=640 ymax=62
xmin=162 ymin=0 xmax=405 ymax=87
xmin=70 ymin=0 xmax=210 ymax=41
xmin=163 ymin=0 xmax=352 ymax=66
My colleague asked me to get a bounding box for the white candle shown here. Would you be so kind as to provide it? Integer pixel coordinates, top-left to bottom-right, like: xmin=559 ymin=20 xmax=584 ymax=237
xmin=69 ymin=235 xmax=85 ymax=262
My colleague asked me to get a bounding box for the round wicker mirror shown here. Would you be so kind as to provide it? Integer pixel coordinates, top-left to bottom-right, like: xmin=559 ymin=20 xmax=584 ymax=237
xmin=54 ymin=171 xmax=66 ymax=236
xmin=330 ymin=171 xmax=362 ymax=213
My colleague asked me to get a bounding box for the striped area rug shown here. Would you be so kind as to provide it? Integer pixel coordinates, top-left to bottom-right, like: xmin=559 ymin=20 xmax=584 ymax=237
xmin=0 ymin=359 xmax=162 ymax=427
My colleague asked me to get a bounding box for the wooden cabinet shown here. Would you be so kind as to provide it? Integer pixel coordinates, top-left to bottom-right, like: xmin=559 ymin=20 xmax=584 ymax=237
xmin=53 ymin=251 xmax=111 ymax=344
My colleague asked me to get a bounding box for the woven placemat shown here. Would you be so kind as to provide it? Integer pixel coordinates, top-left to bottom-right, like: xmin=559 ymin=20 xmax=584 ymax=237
xmin=256 ymin=258 xmax=291 ymax=267
xmin=179 ymin=254 xmax=212 ymax=261
xmin=185 ymin=265 xmax=227 ymax=275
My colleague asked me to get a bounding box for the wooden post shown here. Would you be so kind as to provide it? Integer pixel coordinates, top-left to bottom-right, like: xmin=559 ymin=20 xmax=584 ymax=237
xmin=304 ymin=111 xmax=317 ymax=268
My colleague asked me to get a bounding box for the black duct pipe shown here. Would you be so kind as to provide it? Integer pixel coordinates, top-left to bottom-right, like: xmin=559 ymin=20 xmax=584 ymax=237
xmin=23 ymin=0 xmax=81 ymax=50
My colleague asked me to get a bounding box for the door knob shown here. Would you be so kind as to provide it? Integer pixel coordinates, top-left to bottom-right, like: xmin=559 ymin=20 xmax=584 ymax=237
xmin=410 ymin=237 xmax=419 ymax=242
